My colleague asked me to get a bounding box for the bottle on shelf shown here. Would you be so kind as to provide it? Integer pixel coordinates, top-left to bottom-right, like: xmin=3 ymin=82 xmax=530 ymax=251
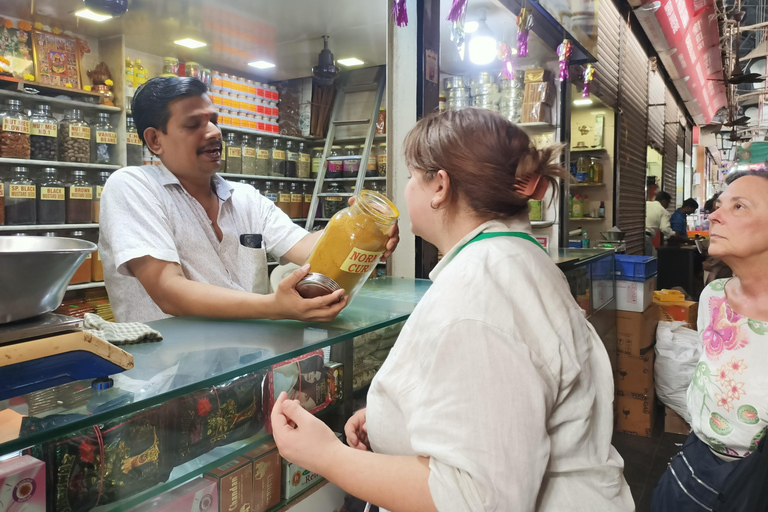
xmin=37 ymin=167 xmax=65 ymax=225
xmin=599 ymin=201 xmax=605 ymax=219
xmin=581 ymin=229 xmax=590 ymax=248
xmin=269 ymin=138 xmax=286 ymax=177
xmin=125 ymin=57 xmax=135 ymax=96
xmin=285 ymin=140 xmax=298 ymax=178
xmin=571 ymin=194 xmax=583 ymax=218
xmin=126 ymin=117 xmax=143 ymax=166
xmin=134 ymin=59 xmax=148 ymax=88
xmin=276 ymin=181 xmax=291 ymax=215
xmin=264 ymin=180 xmax=278 ymax=203
xmin=92 ymin=113 xmax=118 ymax=165
xmin=241 ymin=134 xmax=257 ymax=175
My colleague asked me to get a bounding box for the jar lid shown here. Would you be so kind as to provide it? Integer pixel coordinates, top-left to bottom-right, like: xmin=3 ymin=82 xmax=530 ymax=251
xmin=6 ymin=99 xmax=21 ymax=107
xmin=345 ymin=145 xmax=357 ymax=149
xmin=379 ymin=142 xmax=387 ymax=147
xmin=42 ymin=167 xmax=57 ymax=173
xmin=296 ymin=273 xmax=341 ymax=299
xmin=331 ymin=145 xmax=341 ymax=149
xmin=187 ymin=61 xmax=199 ymax=66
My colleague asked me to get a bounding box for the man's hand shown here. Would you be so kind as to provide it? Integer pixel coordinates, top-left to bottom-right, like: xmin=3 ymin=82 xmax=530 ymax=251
xmin=348 ymin=197 xmax=400 ymax=261
xmin=271 ymin=264 xmax=349 ymax=321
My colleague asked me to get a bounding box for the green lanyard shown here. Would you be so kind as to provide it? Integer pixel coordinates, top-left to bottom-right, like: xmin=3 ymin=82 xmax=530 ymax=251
xmin=457 ymin=231 xmax=547 ymax=255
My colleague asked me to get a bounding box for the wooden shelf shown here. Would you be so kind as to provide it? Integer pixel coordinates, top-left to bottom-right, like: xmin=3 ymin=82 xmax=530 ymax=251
xmin=0 ymin=158 xmax=121 ymax=170
xmin=67 ymin=281 xmax=105 ymax=291
xmin=0 ymin=88 xmax=121 ymax=113
xmin=570 ymin=147 xmax=605 ymax=152
xmin=569 ymin=217 xmax=606 ymax=222
xmin=0 ymin=223 xmax=98 ymax=232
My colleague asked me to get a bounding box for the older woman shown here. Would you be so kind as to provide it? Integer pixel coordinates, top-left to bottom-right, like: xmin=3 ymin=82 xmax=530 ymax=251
xmin=652 ymin=170 xmax=768 ymax=511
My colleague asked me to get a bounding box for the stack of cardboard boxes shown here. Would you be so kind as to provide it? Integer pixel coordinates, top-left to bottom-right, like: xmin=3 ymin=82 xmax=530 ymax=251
xmin=521 ymin=69 xmax=554 ymax=124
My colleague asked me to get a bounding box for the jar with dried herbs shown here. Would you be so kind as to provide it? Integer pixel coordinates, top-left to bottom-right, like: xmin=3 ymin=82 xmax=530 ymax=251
xmin=36 ymin=167 xmax=65 ymax=224
xmin=298 ymin=190 xmax=398 ymax=300
xmin=269 ymin=138 xmax=286 ymax=177
xmin=254 ymin=137 xmax=269 ymax=176
xmin=0 ymin=100 xmax=31 ymax=159
xmin=126 ymin=117 xmax=143 ymax=166
xmin=224 ymin=132 xmax=242 ymax=174
xmin=92 ymin=113 xmax=118 ymax=164
xmin=310 ymin=146 xmax=324 ymax=179
xmin=322 ymin=181 xmax=347 ymax=219
xmin=30 ymin=104 xmax=58 ymax=161
xmin=241 ymin=134 xmax=257 ymax=175
xmin=377 ymin=142 xmax=387 ymax=176
xmin=297 ymin=143 xmax=311 ymax=178
xmin=59 ymin=110 xmax=91 ymax=163
xmin=285 ymin=140 xmax=299 ymax=178
xmin=66 ymin=170 xmax=93 ymax=224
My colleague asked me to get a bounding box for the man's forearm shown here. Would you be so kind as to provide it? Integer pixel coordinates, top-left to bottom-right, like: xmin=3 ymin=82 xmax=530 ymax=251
xmin=283 ymin=230 xmax=324 ymax=265
xmin=155 ymin=276 xmax=278 ymax=319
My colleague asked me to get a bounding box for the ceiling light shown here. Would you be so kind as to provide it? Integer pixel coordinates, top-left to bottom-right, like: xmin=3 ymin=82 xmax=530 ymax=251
xmin=248 ymin=60 xmax=276 ymax=69
xmin=573 ymin=98 xmax=594 ymax=106
xmin=468 ymin=18 xmax=497 ymax=65
xmin=174 ymin=38 xmax=207 ymax=49
xmin=75 ymin=9 xmax=112 ymax=21
xmin=464 ymin=20 xmax=479 ymax=33
xmin=338 ymin=58 xmax=365 ymax=66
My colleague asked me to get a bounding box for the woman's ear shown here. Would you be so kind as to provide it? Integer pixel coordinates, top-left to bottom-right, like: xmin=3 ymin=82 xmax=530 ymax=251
xmin=143 ymin=127 xmax=163 ymax=155
xmin=431 ymin=170 xmax=452 ymax=209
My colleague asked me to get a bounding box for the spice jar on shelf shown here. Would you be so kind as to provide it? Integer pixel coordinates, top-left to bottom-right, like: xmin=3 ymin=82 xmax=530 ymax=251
xmin=30 ymin=104 xmax=58 ymax=161
xmin=285 ymin=140 xmax=299 ymax=178
xmin=6 ymin=166 xmax=36 ymax=225
xmin=185 ymin=61 xmax=201 ymax=79
xmin=92 ymin=171 xmax=111 ymax=222
xmin=69 ymin=230 xmax=92 ymax=284
xmin=377 ymin=142 xmax=387 ymax=176
xmin=254 ymin=136 xmax=269 ymax=176
xmin=92 ymin=113 xmax=118 ymax=165
xmin=224 ymin=132 xmax=242 ymax=174
xmin=365 ymin=145 xmax=378 ymax=177
xmin=290 ymin=182 xmax=303 ymax=219
xmin=375 ymin=107 xmax=386 ymax=134
xmin=162 ymin=57 xmax=179 ymax=77
xmin=264 ymin=180 xmax=278 ymax=203
xmin=269 ymin=138 xmax=286 ymax=177
xmin=59 ymin=109 xmax=91 ymax=163
xmin=297 ymin=143 xmax=311 ymax=179
xmin=37 ymin=167 xmax=65 ymax=224
xmin=65 ymin=170 xmax=93 ymax=224
xmin=0 ymin=100 xmax=31 ymax=159
xmin=298 ymin=190 xmax=398 ymax=300
xmin=302 ymin=182 xmax=314 ymax=218
xmin=327 ymin=145 xmax=343 ymax=179
xmin=276 ymin=181 xmax=291 ymax=215
xmin=342 ymin=145 xmax=360 ymax=179
xmin=126 ymin=117 xmax=143 ymax=166
xmin=322 ymin=181 xmax=347 ymax=219
xmin=241 ymin=134 xmax=257 ymax=175
xmin=310 ymin=146 xmax=324 ymax=179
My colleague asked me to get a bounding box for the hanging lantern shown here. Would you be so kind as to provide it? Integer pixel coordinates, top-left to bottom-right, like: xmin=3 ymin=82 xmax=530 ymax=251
xmin=582 ymin=64 xmax=595 ymax=98
xmin=516 ymin=8 xmax=533 ymax=57
xmin=557 ymin=40 xmax=572 ymax=81
xmin=498 ymin=42 xmax=515 ymax=80
xmin=392 ymin=0 xmax=408 ymax=27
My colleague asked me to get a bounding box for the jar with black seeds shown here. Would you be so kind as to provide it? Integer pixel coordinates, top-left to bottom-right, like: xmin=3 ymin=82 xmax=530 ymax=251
xmin=30 ymin=104 xmax=58 ymax=161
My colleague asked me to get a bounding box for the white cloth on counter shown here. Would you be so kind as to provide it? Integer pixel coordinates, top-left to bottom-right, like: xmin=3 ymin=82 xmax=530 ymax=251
xmin=645 ymin=200 xmax=674 ymax=238
xmin=99 ymin=164 xmax=307 ymax=323
xmin=366 ymin=215 xmax=634 ymax=512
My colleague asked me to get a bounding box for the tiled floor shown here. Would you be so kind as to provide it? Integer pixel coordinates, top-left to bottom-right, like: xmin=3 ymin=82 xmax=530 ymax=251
xmin=612 ymin=403 xmax=689 ymax=511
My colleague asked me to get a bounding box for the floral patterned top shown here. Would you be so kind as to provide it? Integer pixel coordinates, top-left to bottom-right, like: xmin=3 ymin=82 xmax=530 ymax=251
xmin=687 ymin=279 xmax=768 ymax=457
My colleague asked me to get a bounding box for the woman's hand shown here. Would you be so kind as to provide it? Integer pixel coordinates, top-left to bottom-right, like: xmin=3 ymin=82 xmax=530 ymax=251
xmin=271 ymin=392 xmax=345 ymax=474
xmin=344 ymin=408 xmax=370 ymax=451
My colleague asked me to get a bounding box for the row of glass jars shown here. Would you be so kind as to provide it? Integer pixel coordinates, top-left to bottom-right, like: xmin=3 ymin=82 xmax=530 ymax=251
xmin=0 ymin=100 xmax=120 ymax=165
xmin=222 ymin=134 xmax=311 ymax=177
xmin=310 ymin=143 xmax=387 ymax=179
xmin=0 ymin=166 xmax=111 ymax=226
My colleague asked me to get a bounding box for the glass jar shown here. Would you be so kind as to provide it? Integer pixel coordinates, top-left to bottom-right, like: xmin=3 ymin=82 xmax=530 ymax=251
xmin=590 ymin=157 xmax=603 ymax=184
xmin=576 ymin=155 xmax=590 ymax=182
xmin=92 ymin=171 xmax=111 ymax=222
xmin=185 ymin=61 xmax=201 ymax=79
xmin=322 ymin=181 xmax=347 ymax=219
xmin=162 ymin=57 xmax=179 ymax=76
xmin=224 ymin=132 xmax=242 ymax=174
xmin=30 ymin=104 xmax=58 ymax=161
xmin=69 ymin=230 xmax=92 ymax=284
xmin=310 ymin=146 xmax=325 ymax=179
xmin=264 ymin=180 xmax=278 ymax=203
xmin=342 ymin=145 xmax=360 ymax=178
xmin=254 ymin=137 xmax=269 ymax=176
xmin=276 ymin=181 xmax=291 ymax=215
xmin=285 ymin=141 xmax=299 ymax=178
xmin=126 ymin=117 xmax=143 ymax=166
xmin=290 ymin=182 xmax=303 ymax=219
xmin=0 ymin=100 xmax=31 ymax=159
xmin=302 ymin=182 xmax=314 ymax=218
xmin=37 ymin=167 xmax=65 ymax=224
xmin=91 ymin=230 xmax=103 ymax=282
xmin=365 ymin=144 xmax=378 ymax=177
xmin=297 ymin=143 xmax=311 ymax=178
xmin=92 ymin=113 xmax=118 ymax=164
xmin=66 ymin=170 xmax=93 ymax=224
xmin=241 ymin=134 xmax=257 ymax=175
xmin=377 ymin=143 xmax=387 ymax=177
xmin=59 ymin=109 xmax=91 ymax=163
xmin=327 ymin=145 xmax=343 ymax=179
xmin=269 ymin=138 xmax=286 ymax=177
xmin=6 ymin=166 xmax=36 ymax=225
xmin=299 ymin=190 xmax=398 ymax=300
xmin=368 ymin=179 xmax=385 ymax=196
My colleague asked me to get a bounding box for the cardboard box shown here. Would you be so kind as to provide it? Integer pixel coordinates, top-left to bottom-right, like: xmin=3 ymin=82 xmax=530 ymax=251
xmin=664 ymin=407 xmax=692 ymax=436
xmin=617 ymin=305 xmax=659 ymax=356
xmin=0 ymin=455 xmax=45 ymax=511
xmin=616 ymin=390 xmax=656 ymax=437
xmin=616 ymin=276 xmax=657 ymax=313
xmin=524 ymin=68 xmax=553 ymax=83
xmin=244 ymin=443 xmax=282 ymax=512
xmin=521 ymin=102 xmax=552 ymax=124
xmin=656 ymin=300 xmax=698 ymax=330
xmin=523 ymin=82 xmax=555 ymax=105
xmin=616 ymin=352 xmax=654 ymax=399
xmin=204 ymin=457 xmax=252 ymax=512
xmin=282 ymin=459 xmax=323 ymax=501
xmin=127 ymin=477 xmax=218 ymax=512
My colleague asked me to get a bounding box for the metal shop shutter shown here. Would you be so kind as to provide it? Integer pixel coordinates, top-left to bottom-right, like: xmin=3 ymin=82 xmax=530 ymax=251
xmin=663 ymin=87 xmax=679 ymax=205
xmin=647 ymin=69 xmax=665 ymax=150
xmin=593 ymin=0 xmax=622 ymax=108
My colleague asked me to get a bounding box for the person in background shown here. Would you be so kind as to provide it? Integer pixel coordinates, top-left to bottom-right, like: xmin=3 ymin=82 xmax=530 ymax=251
xmin=704 ymin=192 xmax=721 ymax=214
xmin=652 ymin=170 xmax=768 ymax=511
xmin=670 ymin=198 xmax=699 ymax=238
xmin=270 ymin=109 xmax=634 ymax=512
xmin=646 ymin=191 xmax=675 ymax=255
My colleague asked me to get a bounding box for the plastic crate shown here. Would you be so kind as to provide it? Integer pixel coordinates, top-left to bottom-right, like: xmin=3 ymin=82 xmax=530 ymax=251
xmin=615 ymin=254 xmax=658 ymax=282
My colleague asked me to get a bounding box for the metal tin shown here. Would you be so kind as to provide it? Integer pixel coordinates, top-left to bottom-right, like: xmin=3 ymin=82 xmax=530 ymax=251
xmin=296 ymin=272 xmax=341 ymax=299
xmin=443 ymin=76 xmax=466 ymax=90
xmin=471 ymin=83 xmax=499 ymax=97
xmin=470 ymin=72 xmax=495 ymax=86
xmin=446 ymin=87 xmax=470 ymax=99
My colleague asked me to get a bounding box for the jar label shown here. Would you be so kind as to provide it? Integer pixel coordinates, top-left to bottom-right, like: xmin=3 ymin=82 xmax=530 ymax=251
xmin=31 ymin=121 xmax=57 ymax=137
xmin=304 ymin=194 xmax=313 ymax=203
xmin=272 ymin=150 xmax=285 ymax=160
xmin=367 ymin=156 xmax=377 ymax=171
xmin=227 ymin=147 xmax=242 ymax=158
xmin=279 ymin=193 xmax=291 ymax=202
xmin=40 ymin=186 xmax=65 ymax=200
xmin=326 ymin=196 xmax=343 ymax=202
xmin=300 ymin=154 xmax=311 ymax=163
xmin=329 ymin=162 xmax=343 ymax=172
xmin=97 ymin=186 xmax=104 ymax=199
xmin=86 ymin=253 xmax=92 ymax=259
xmin=243 ymin=147 xmax=256 ymax=158
xmin=340 ymin=248 xmax=384 ymax=274
xmin=266 ymin=192 xmax=278 ymax=202
xmin=70 ymin=186 xmax=93 ymax=200
xmin=127 ymin=132 xmax=142 ymax=145
xmin=96 ymin=130 xmax=117 ymax=144
xmin=377 ymin=154 xmax=387 ymax=165
xmin=291 ymin=193 xmax=303 ymax=203
xmin=3 ymin=118 xmax=30 ymax=134
xmin=69 ymin=125 xmax=91 ymax=139
xmin=257 ymin=149 xmax=269 ymax=159
xmin=9 ymin=184 xmax=36 ymax=198
xmin=287 ymin=151 xmax=299 ymax=161
xmin=0 ymin=186 xmax=3 ymax=197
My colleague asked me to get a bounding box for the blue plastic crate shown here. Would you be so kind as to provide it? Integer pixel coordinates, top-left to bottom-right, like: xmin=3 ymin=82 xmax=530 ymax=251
xmin=615 ymin=254 xmax=658 ymax=282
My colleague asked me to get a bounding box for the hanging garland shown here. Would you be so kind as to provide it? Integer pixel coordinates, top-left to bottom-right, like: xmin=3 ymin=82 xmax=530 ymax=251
xmin=582 ymin=64 xmax=595 ymax=98
xmin=446 ymin=0 xmax=469 ymax=22
xmin=516 ymin=8 xmax=533 ymax=57
xmin=392 ymin=0 xmax=408 ymax=27
xmin=497 ymin=42 xmax=515 ymax=80
xmin=557 ymin=40 xmax=572 ymax=81
xmin=446 ymin=0 xmax=469 ymax=60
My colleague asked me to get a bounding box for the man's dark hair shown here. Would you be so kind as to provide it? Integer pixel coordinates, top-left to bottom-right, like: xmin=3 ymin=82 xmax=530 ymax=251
xmin=704 ymin=193 xmax=721 ymax=212
xmin=655 ymin=191 xmax=672 ymax=203
xmin=726 ymin=169 xmax=768 ymax=185
xmin=682 ymin=198 xmax=699 ymax=210
xmin=131 ymin=77 xmax=208 ymax=144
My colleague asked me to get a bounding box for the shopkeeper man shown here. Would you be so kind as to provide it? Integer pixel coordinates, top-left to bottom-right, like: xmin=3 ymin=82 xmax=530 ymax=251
xmin=99 ymin=77 xmax=399 ymax=323
xmin=645 ymin=191 xmax=675 ymax=255
xmin=670 ymin=198 xmax=699 ymax=238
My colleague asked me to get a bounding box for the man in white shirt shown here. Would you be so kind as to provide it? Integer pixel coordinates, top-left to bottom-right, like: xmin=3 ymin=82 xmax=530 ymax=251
xmin=99 ymin=77 xmax=398 ymax=323
xmin=645 ymin=191 xmax=674 ymax=255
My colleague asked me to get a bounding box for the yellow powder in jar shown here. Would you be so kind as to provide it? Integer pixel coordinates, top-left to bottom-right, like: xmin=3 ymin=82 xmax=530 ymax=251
xmin=306 ymin=211 xmax=389 ymax=293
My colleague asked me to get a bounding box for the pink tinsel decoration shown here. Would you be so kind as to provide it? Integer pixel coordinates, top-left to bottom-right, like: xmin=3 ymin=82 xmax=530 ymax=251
xmin=498 ymin=42 xmax=515 ymax=80
xmin=557 ymin=40 xmax=572 ymax=81
xmin=516 ymin=9 xmax=533 ymax=57
xmin=392 ymin=0 xmax=408 ymax=27
xmin=582 ymin=64 xmax=595 ymax=98
xmin=446 ymin=0 xmax=468 ymax=22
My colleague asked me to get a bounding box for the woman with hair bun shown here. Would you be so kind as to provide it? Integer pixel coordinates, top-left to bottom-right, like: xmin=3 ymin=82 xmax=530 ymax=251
xmin=270 ymin=109 xmax=634 ymax=512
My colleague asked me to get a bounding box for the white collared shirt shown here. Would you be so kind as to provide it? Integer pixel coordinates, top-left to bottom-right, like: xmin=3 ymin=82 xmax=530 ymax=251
xmin=646 ymin=200 xmax=674 ymax=238
xmin=366 ymin=215 xmax=634 ymax=512
xmin=99 ymin=165 xmax=307 ymax=323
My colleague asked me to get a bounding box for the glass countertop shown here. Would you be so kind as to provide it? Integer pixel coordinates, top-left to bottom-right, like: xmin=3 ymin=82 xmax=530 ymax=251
xmin=551 ymin=248 xmax=615 ymax=267
xmin=0 ymin=277 xmax=431 ymax=453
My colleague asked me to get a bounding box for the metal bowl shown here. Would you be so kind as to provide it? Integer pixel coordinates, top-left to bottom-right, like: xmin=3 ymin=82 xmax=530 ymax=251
xmin=600 ymin=231 xmax=626 ymax=242
xmin=0 ymin=236 xmax=97 ymax=324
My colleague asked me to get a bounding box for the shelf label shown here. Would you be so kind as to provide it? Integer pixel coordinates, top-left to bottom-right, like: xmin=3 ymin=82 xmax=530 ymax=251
xmin=257 ymin=149 xmax=269 ymax=159
xmin=97 ymin=186 xmax=104 ymax=199
xmin=69 ymin=125 xmax=91 ymax=139
xmin=291 ymin=193 xmax=303 ymax=203
xmin=367 ymin=156 xmax=377 ymax=171
xmin=287 ymin=151 xmax=299 ymax=162
xmin=243 ymin=147 xmax=256 ymax=158
xmin=340 ymin=248 xmax=383 ymax=274
xmin=272 ymin=150 xmax=285 ymax=160
xmin=266 ymin=192 xmax=278 ymax=202
xmin=9 ymin=184 xmax=36 ymax=198
xmin=3 ymin=118 xmax=30 ymax=134
xmin=0 ymin=185 xmax=3 ymax=198
xmin=279 ymin=193 xmax=291 ymax=202
xmin=96 ymin=130 xmax=117 ymax=144
xmin=227 ymin=146 xmax=242 ymax=158
xmin=300 ymin=153 xmax=311 ymax=163
xmin=40 ymin=186 xmax=65 ymax=200
xmin=127 ymin=132 xmax=142 ymax=145
xmin=70 ymin=186 xmax=93 ymax=200
xmin=31 ymin=122 xmax=57 ymax=137
xmin=325 ymin=196 xmax=343 ymax=202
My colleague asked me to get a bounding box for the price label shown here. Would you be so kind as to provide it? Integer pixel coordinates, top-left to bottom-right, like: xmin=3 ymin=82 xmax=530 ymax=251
xmin=40 ymin=186 xmax=65 ymax=200
xmin=243 ymin=148 xmax=257 ymax=158
xmin=227 ymin=147 xmax=242 ymax=158
xmin=300 ymin=153 xmax=311 ymax=163
xmin=0 ymin=185 xmax=4 ymax=198
xmin=31 ymin=122 xmax=57 ymax=137
xmin=291 ymin=193 xmax=303 ymax=203
xmin=257 ymin=149 xmax=269 ymax=159
xmin=279 ymin=193 xmax=291 ymax=202
xmin=127 ymin=132 xmax=142 ymax=145
xmin=97 ymin=186 xmax=104 ymax=199
xmin=2 ymin=118 xmax=30 ymax=134
xmin=287 ymin=151 xmax=298 ymax=161
xmin=69 ymin=125 xmax=91 ymax=139
xmin=96 ymin=131 xmax=117 ymax=144
xmin=70 ymin=186 xmax=93 ymax=200
xmin=272 ymin=150 xmax=285 ymax=160
xmin=9 ymin=184 xmax=36 ymax=198
xmin=377 ymin=154 xmax=387 ymax=165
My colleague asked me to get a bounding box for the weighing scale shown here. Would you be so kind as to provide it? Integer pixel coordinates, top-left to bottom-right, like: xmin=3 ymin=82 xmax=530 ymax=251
xmin=0 ymin=313 xmax=134 ymax=401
